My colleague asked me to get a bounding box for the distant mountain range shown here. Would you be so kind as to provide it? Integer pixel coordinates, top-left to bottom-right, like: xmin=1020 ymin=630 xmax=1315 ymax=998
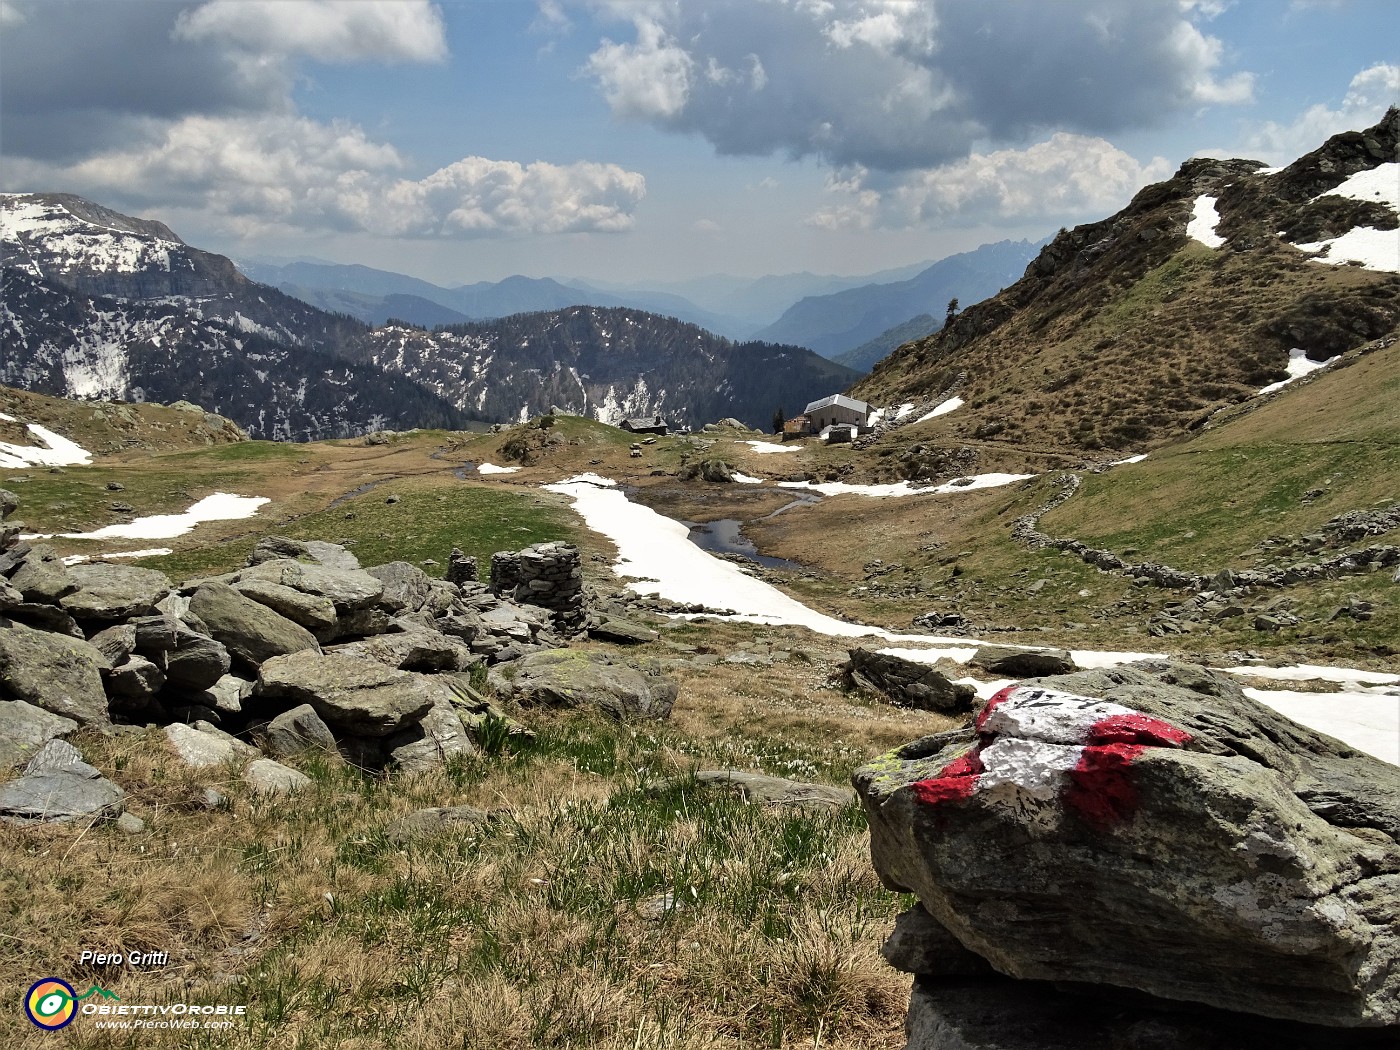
xmin=0 ymin=192 xmax=858 ymax=437
xmin=239 ymin=260 xmax=756 ymax=339
xmin=751 ymin=239 xmax=1043 ymax=360
xmin=368 ymin=308 xmax=858 ymax=430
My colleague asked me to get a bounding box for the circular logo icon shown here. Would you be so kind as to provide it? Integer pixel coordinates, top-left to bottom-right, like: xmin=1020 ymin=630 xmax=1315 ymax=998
xmin=25 ymin=978 xmax=77 ymax=1030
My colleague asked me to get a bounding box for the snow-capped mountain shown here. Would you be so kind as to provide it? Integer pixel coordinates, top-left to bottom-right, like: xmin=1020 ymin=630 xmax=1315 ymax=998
xmin=0 ymin=192 xmax=469 ymax=439
xmin=0 ymin=191 xmax=860 ymax=435
xmin=367 ymin=306 xmax=859 ymax=430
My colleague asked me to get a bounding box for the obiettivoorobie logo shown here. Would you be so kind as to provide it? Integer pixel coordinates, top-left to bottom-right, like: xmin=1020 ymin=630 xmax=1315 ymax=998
xmin=24 ymin=979 xmax=119 ymax=1030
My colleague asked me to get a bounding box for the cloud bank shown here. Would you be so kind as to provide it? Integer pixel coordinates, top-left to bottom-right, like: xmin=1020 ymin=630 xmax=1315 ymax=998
xmin=0 ymin=0 xmax=645 ymax=238
xmin=579 ymin=0 xmax=1253 ymax=173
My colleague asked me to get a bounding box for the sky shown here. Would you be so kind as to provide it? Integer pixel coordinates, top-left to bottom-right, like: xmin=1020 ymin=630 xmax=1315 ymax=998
xmin=1 ymin=0 xmax=1397 ymax=288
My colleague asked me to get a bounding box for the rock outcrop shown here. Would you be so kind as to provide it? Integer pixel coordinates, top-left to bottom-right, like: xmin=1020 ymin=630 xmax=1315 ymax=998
xmin=842 ymin=648 xmax=976 ymax=714
xmin=855 ymin=662 xmax=1400 ymax=1033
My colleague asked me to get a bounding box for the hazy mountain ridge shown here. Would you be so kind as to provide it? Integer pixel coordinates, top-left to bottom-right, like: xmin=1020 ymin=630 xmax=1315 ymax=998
xmin=367 ymin=306 xmax=859 ymax=430
xmin=752 ymin=239 xmax=1043 ymax=359
xmin=853 ymin=110 xmax=1400 ymax=455
xmin=242 ymin=260 xmax=754 ymax=339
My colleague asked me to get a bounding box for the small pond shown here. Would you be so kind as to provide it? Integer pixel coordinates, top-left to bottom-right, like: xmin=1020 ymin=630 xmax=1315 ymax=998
xmin=684 ymin=518 xmax=804 ymax=571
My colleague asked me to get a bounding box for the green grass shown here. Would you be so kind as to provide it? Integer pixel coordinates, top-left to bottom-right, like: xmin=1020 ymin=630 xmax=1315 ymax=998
xmin=146 ymin=484 xmax=581 ymax=582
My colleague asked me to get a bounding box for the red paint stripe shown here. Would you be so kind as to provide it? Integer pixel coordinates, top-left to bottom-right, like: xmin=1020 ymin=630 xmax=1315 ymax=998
xmin=1064 ymin=742 xmax=1145 ymax=828
xmin=1084 ymin=712 xmax=1192 ymax=748
xmin=910 ymin=748 xmax=985 ymax=805
xmin=975 ymin=686 xmax=1018 ymax=733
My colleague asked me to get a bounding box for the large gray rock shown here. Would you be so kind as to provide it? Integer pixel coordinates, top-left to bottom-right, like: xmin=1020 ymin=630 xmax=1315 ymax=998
xmin=256 ymin=704 xmax=337 ymax=760
xmin=8 ymin=544 xmax=77 ymax=602
xmin=500 ymin=649 xmax=677 ymax=720
xmin=969 ymin=645 xmax=1078 ymax=678
xmin=131 ymin=615 xmax=231 ymax=689
xmin=854 ymin=662 xmax=1400 ymax=1029
xmin=386 ymin=804 xmax=493 ymax=844
xmin=240 ymin=558 xmax=384 ymax=611
xmin=695 ymin=769 xmax=854 ymax=810
xmin=384 ymin=695 xmax=474 ymax=773
xmin=366 ymin=561 xmax=433 ymax=613
xmin=327 ymin=627 xmax=476 ymax=673
xmin=106 ymin=655 xmax=166 ymax=699
xmin=189 ymin=582 xmax=319 ymax=668
xmin=843 ymin=648 xmax=976 ymax=714
xmin=244 ymin=757 xmax=311 ymax=795
xmin=231 ymin=578 xmax=338 ymax=636
xmin=0 ymin=699 xmax=77 ymax=770
xmin=164 ymin=723 xmax=244 ymax=768
xmin=0 ymin=774 xmax=125 ymax=823
xmin=88 ymin=623 xmax=137 ymax=666
xmin=59 ymin=563 xmax=172 ymax=621
xmin=0 ymin=741 xmax=124 ymax=824
xmin=0 ymin=618 xmax=111 ymax=725
xmin=903 ymin=975 xmax=1382 ymax=1050
xmin=255 ymin=651 xmax=439 ymax=736
xmin=248 ymin=536 xmax=360 ymax=571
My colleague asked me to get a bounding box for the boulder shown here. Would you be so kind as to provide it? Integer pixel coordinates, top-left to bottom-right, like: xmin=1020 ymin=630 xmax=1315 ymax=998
xmin=106 ymin=655 xmax=166 ymax=699
xmin=0 ymin=619 xmax=111 ymax=725
xmin=0 ymin=699 xmax=78 ymax=770
xmin=231 ymin=578 xmax=338 ymax=636
xmin=59 ymin=563 xmax=172 ymax=621
xmin=386 ymin=804 xmax=494 ymax=844
xmin=189 ymin=582 xmax=319 ymax=668
xmin=8 ymin=544 xmax=77 ymax=602
xmin=208 ymin=674 xmax=252 ymax=717
xmin=327 ymin=628 xmax=476 ymax=673
xmin=164 ymin=723 xmax=244 ymax=768
xmin=366 ymin=561 xmax=433 ymax=613
xmin=131 ymin=615 xmax=231 ymax=690
xmin=244 ymin=758 xmax=311 ymax=795
xmin=255 ymin=651 xmax=439 ymax=736
xmin=0 ymin=741 xmax=124 ymax=824
xmin=240 ymin=558 xmax=384 ymax=611
xmin=694 ymin=769 xmax=854 ymax=810
xmin=843 ymin=648 xmax=976 ymax=714
xmin=384 ymin=696 xmax=475 ymax=774
xmin=969 ymin=645 xmax=1078 ymax=678
xmin=902 ymin=974 xmax=1384 ymax=1050
xmin=854 ymin=662 xmax=1400 ymax=1028
xmin=588 ymin=618 xmax=660 ymax=645
xmin=88 ymin=623 xmax=137 ymax=666
xmin=255 ymin=704 xmax=337 ymax=760
xmin=500 ymin=649 xmax=677 ymax=720
xmin=248 ymin=535 xmax=360 ymax=571
xmin=882 ymin=905 xmax=994 ymax=978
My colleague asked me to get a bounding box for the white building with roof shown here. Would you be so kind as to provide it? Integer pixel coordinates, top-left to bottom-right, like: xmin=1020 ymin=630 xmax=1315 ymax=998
xmin=802 ymin=393 xmax=869 ymax=433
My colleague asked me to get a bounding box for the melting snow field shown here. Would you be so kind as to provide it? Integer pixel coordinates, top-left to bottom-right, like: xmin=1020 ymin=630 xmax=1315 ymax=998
xmin=777 ymin=471 xmax=1034 ymax=498
xmin=0 ymin=414 xmax=94 ymax=468
xmin=1259 ymin=347 xmax=1333 ymax=395
xmin=1296 ymin=162 xmax=1400 ymax=274
xmin=62 ymin=548 xmax=173 ymax=566
xmin=477 ymin=463 xmax=521 ymax=475
xmin=742 ymin=441 xmax=800 ymax=454
xmin=914 ymin=397 xmax=965 ymax=424
xmin=1187 ymin=195 xmax=1226 ymax=248
xmin=25 ymin=493 xmax=269 ymax=541
xmin=544 ymin=474 xmax=1398 ymax=765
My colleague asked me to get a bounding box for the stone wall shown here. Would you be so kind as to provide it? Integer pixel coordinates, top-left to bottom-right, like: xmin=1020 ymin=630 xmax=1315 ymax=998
xmin=492 ymin=541 xmax=585 ymax=634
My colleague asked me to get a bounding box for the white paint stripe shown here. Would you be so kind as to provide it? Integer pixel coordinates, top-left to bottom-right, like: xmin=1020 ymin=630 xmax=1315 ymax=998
xmin=980 ymin=687 xmax=1140 ymax=744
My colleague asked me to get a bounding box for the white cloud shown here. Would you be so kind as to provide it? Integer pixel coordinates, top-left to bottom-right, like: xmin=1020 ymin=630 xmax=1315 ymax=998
xmin=691 ymin=218 xmax=721 ymax=233
xmin=585 ymin=16 xmax=693 ymax=118
xmin=809 ymin=134 xmax=1173 ymax=229
xmin=577 ymin=0 xmax=1255 ymax=172
xmin=174 ymin=0 xmax=448 ymax=64
xmin=1241 ymin=63 xmax=1400 ymax=163
xmin=0 ymin=1 xmax=26 ymax=27
xmin=19 ymin=114 xmax=645 ymax=238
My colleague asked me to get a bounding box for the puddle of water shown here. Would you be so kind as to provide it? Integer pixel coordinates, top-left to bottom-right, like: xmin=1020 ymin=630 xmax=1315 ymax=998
xmin=685 ymin=518 xmax=804 ymax=571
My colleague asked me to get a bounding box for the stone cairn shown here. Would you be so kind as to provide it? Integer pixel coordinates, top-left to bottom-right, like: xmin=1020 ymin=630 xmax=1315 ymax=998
xmin=490 ymin=541 xmax=585 ymax=635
